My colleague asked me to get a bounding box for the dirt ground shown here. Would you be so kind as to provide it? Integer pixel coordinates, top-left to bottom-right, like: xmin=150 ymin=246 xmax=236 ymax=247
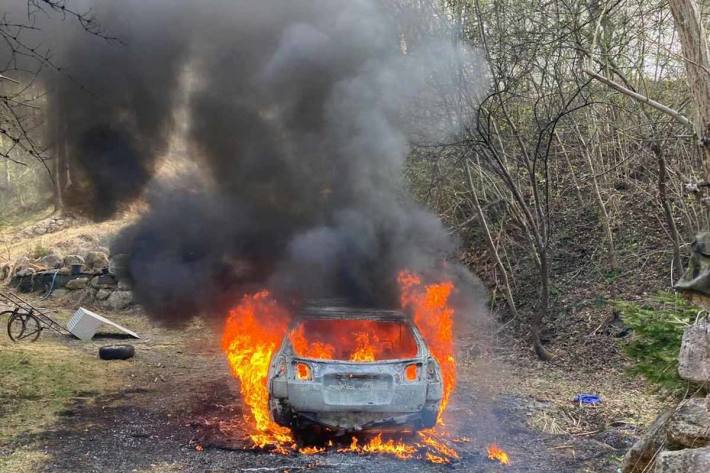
xmin=0 ymin=288 xmax=667 ymax=473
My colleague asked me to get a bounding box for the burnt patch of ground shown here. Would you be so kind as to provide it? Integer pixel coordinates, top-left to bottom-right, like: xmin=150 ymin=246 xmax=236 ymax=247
xmin=0 ymin=288 xmax=656 ymax=472
xmin=0 ymin=324 xmax=634 ymax=473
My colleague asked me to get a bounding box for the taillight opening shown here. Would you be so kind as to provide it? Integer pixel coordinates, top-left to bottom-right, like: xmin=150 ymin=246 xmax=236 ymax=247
xmin=404 ymin=363 xmax=419 ymax=382
xmin=294 ymin=362 xmax=312 ymax=381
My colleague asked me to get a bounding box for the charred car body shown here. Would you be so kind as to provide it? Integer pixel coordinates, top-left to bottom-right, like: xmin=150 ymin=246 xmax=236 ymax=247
xmin=268 ymin=302 xmax=443 ymax=432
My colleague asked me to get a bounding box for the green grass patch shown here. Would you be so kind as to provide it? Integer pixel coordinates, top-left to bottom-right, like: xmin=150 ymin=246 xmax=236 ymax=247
xmin=0 ymin=344 xmax=113 ymax=456
xmin=614 ymin=292 xmax=700 ymax=395
xmin=29 ymin=243 xmax=49 ymax=259
xmin=0 ymin=205 xmax=53 ymax=233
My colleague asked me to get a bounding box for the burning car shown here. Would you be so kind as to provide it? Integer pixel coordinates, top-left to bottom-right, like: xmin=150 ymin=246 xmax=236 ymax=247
xmin=267 ymin=302 xmax=443 ymax=433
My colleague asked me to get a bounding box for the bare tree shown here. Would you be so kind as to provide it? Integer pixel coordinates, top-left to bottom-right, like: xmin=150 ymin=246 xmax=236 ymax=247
xmin=0 ymin=0 xmax=116 ymax=213
xmin=667 ymin=0 xmax=710 ymax=186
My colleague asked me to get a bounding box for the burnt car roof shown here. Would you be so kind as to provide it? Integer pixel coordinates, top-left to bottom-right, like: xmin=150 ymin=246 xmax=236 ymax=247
xmin=297 ymin=301 xmax=407 ymax=321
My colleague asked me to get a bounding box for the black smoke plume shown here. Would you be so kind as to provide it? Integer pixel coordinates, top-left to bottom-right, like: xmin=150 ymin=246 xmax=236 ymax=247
xmin=33 ymin=0 xmax=484 ymax=323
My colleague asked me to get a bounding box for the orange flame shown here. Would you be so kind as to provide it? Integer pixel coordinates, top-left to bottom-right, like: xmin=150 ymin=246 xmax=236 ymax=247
xmin=397 ymin=270 xmax=456 ymax=420
xmin=221 ymin=272 xmax=464 ymax=463
xmin=350 ymin=332 xmax=377 ymax=361
xmin=221 ymin=290 xmax=293 ymax=449
xmin=288 ymin=319 xmax=418 ymax=361
xmin=487 ymin=443 xmax=510 ymax=465
xmin=299 ymin=446 xmax=325 ymax=455
xmin=338 ymin=434 xmax=417 ymax=460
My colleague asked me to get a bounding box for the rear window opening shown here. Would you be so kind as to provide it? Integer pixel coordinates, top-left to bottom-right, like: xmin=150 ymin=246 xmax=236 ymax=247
xmin=289 ymin=318 xmax=418 ymax=361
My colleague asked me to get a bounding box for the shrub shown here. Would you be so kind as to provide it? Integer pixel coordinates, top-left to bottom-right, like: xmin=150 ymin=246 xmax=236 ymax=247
xmin=30 ymin=242 xmax=49 ymax=259
xmin=614 ymin=292 xmax=702 ymax=395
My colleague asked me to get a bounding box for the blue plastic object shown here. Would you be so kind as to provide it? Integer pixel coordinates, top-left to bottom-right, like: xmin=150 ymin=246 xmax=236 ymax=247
xmin=574 ymin=393 xmax=602 ymax=406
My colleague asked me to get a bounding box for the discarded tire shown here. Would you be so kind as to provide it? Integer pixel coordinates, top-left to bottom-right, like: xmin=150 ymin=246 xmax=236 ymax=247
xmin=99 ymin=344 xmax=135 ymax=360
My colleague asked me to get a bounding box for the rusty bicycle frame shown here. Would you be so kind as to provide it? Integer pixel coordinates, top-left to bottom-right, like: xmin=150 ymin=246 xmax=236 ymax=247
xmin=0 ymin=290 xmax=69 ymax=342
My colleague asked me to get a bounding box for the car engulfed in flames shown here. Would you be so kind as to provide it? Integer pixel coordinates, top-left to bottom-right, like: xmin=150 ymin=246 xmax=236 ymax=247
xmin=220 ymin=270 xmax=493 ymax=464
xmin=267 ymin=304 xmax=443 ymax=433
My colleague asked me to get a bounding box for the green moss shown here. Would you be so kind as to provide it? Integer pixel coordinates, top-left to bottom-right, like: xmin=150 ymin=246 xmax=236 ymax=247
xmin=614 ymin=292 xmax=698 ymax=395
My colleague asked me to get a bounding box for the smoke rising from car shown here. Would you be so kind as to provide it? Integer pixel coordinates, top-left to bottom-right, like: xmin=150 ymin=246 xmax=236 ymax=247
xmin=33 ymin=0 xmax=487 ymax=323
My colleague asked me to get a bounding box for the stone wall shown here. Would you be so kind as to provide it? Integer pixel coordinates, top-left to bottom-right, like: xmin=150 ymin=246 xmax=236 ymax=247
xmin=622 ymin=317 xmax=709 ymax=473
xmin=1 ymin=247 xmax=134 ymax=312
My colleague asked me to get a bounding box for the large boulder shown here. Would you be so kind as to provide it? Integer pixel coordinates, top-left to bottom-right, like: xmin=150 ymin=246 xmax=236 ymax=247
xmin=15 ymin=267 xmax=35 ymax=277
xmin=95 ymin=288 xmax=112 ymax=301
xmin=105 ymin=290 xmax=133 ymax=310
xmin=63 ymin=254 xmax=85 ymax=268
xmin=678 ymin=318 xmax=710 ymax=385
xmin=38 ymin=253 xmax=63 ymax=270
xmin=89 ymin=274 xmax=117 ymax=289
xmin=654 ymin=446 xmax=710 ymax=473
xmin=676 ymin=233 xmax=710 ymax=295
xmin=622 ymin=409 xmax=674 ymax=473
xmin=85 ymin=251 xmax=109 ymax=271
xmin=667 ymin=398 xmax=710 ymax=448
xmin=12 ymin=256 xmax=30 ymax=274
xmin=65 ymin=277 xmax=89 ymax=290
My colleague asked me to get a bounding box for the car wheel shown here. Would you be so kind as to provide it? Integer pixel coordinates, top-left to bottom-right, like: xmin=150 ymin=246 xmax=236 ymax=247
xmin=291 ymin=425 xmax=320 ymax=446
xmin=99 ymin=344 xmax=135 ymax=360
xmin=418 ymin=406 xmax=438 ymax=429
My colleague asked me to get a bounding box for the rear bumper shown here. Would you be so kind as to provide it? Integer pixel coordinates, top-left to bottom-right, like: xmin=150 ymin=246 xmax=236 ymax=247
xmin=271 ymin=398 xmax=440 ymax=431
xmin=269 ymin=365 xmax=442 ymax=431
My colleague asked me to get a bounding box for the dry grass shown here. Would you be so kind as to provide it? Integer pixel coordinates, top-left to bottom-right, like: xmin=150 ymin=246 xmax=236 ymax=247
xmin=0 ymin=448 xmax=50 ymax=473
xmin=528 ymin=410 xmax=569 ymax=435
xmin=503 ymin=357 xmax=668 ymax=439
xmin=0 ymin=214 xmax=132 ymax=265
xmin=0 ymin=336 xmax=125 ymax=472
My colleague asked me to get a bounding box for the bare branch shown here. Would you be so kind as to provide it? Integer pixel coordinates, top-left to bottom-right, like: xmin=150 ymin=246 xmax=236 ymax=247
xmin=582 ymin=68 xmax=692 ymax=128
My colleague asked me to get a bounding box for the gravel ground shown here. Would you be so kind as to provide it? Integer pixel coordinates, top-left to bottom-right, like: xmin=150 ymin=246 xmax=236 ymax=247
xmin=0 ymin=312 xmax=633 ymax=473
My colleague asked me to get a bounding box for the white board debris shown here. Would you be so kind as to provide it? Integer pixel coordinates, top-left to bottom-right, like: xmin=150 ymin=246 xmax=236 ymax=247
xmin=66 ymin=307 xmax=140 ymax=341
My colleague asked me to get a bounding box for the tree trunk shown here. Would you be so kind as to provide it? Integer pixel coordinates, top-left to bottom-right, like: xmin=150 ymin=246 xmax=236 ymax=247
xmin=532 ymin=249 xmax=553 ymax=361
xmin=465 ymin=159 xmax=520 ymax=321
xmin=668 ymin=0 xmax=710 ymax=183
xmin=53 ymin=122 xmax=65 ymax=214
xmin=0 ymin=134 xmax=8 ymax=203
xmin=654 ymin=142 xmax=684 ymax=275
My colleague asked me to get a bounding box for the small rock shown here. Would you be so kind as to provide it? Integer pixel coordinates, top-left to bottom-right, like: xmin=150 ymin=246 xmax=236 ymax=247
xmin=63 ymin=255 xmax=85 ymax=267
xmin=667 ymin=398 xmax=710 ymax=448
xmin=678 ymin=319 xmax=710 ymax=384
xmin=76 ymin=288 xmax=96 ymax=305
xmin=105 ymin=290 xmax=133 ymax=310
xmin=39 ymin=254 xmax=63 ymax=269
xmin=33 ymin=226 xmax=47 ymax=235
xmin=13 ymin=256 xmax=30 ymax=274
xmin=622 ymin=409 xmax=674 ymax=473
xmin=50 ymin=288 xmax=68 ymax=298
xmin=96 ymin=288 xmax=112 ymax=300
xmin=0 ymin=263 xmax=10 ymax=281
xmin=90 ymin=274 xmax=117 ymax=289
xmin=654 ymin=446 xmax=710 ymax=473
xmin=85 ymin=251 xmax=110 ymax=271
xmin=65 ymin=277 xmax=89 ymax=290
xmin=16 ymin=268 xmax=35 ymax=277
